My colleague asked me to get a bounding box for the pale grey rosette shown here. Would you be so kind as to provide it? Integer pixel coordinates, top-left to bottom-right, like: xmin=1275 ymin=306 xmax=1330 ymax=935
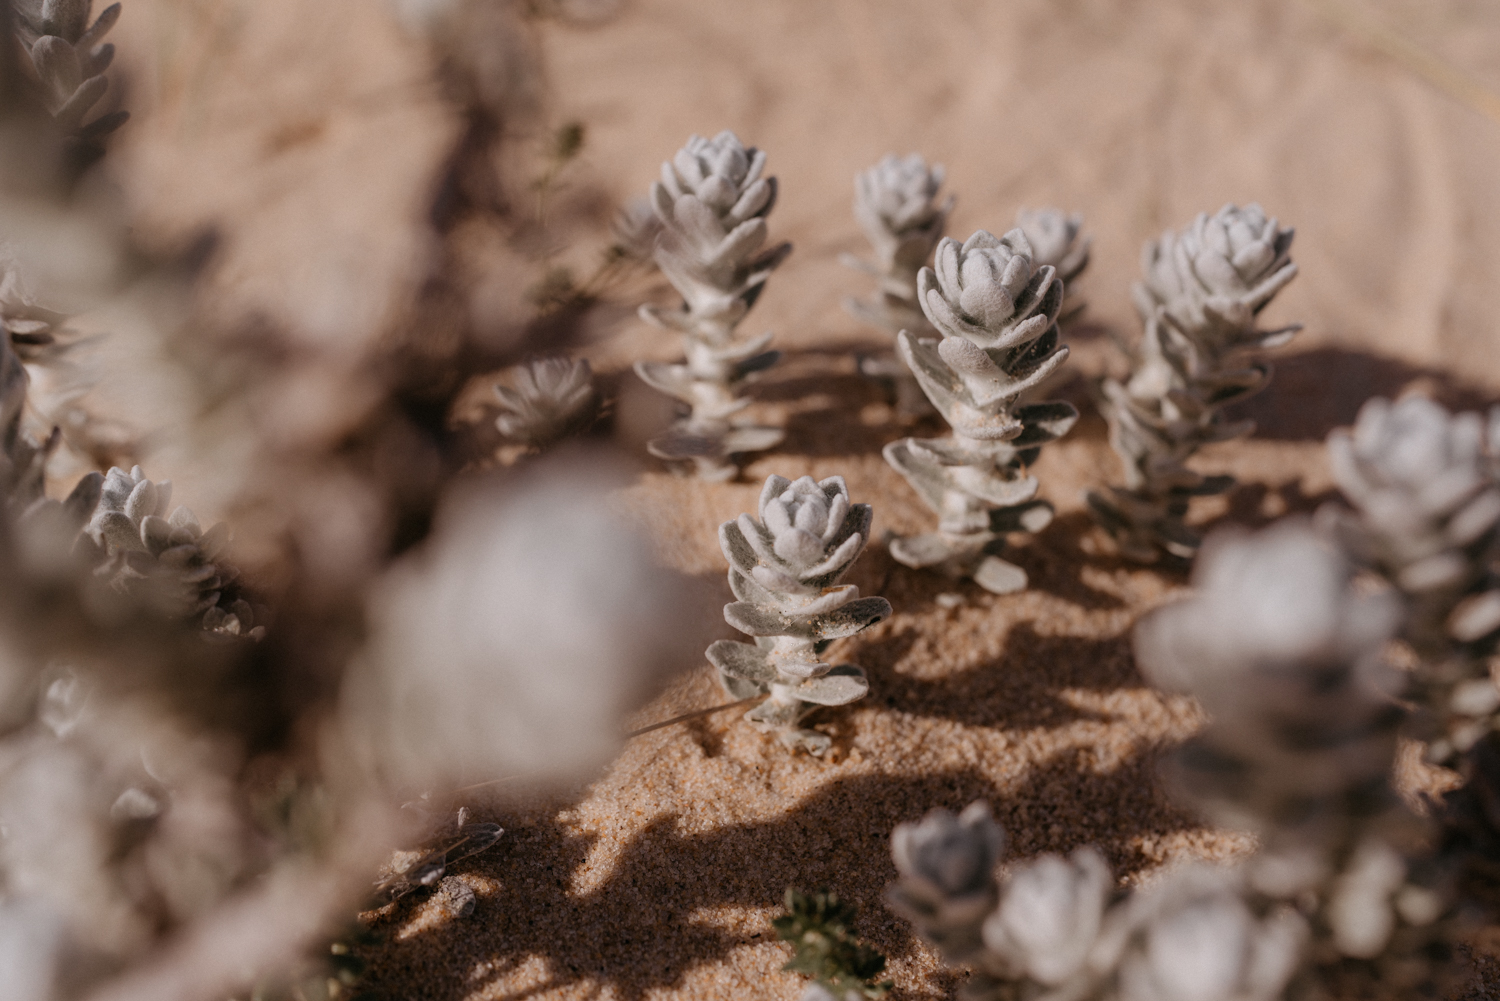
xmin=1324 ymin=396 xmax=1500 ymax=760
xmin=1326 ymin=396 xmax=1500 ymax=639
xmin=1090 ymin=203 xmax=1300 ymax=563
xmin=1015 ymin=207 xmax=1090 ymax=321
xmin=843 ymin=153 xmax=954 ymax=329
xmin=632 ymin=131 xmax=789 ymax=479
xmin=86 ymin=466 xmax=261 ymax=637
xmin=493 ymin=357 xmax=598 ymax=451
xmin=843 ymin=152 xmax=955 ymax=411
xmin=1135 ymin=203 xmax=1297 ymax=336
xmin=886 ymin=802 xmax=1005 ymax=963
xmin=882 ymin=229 xmax=1078 ymax=594
xmin=708 ymin=474 xmax=890 ymax=755
xmin=642 ymin=130 xmax=789 ymax=338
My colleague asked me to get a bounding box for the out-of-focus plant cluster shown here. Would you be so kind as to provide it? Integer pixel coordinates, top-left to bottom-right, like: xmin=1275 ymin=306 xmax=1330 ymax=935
xmin=0 ymin=3 xmax=698 ymax=1000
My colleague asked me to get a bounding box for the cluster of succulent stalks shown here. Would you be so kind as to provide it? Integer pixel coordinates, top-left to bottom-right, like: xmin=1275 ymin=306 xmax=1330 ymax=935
xmin=886 ymin=520 xmax=1455 ymax=1001
xmin=841 ymin=153 xmax=1090 ymax=420
xmin=708 ymin=474 xmax=890 ymax=755
xmin=881 ymin=228 xmax=1079 ymax=595
xmin=632 ymin=131 xmax=790 ymax=481
xmin=1088 ymin=204 xmax=1300 ymax=562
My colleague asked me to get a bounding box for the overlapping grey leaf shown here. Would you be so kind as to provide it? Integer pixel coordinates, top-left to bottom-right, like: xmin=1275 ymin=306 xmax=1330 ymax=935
xmin=1089 ymin=204 xmax=1299 ymax=562
xmin=633 ymin=131 xmax=789 ymax=479
xmin=882 ymin=228 xmax=1078 ymax=594
xmin=493 ymin=356 xmax=598 ymax=451
xmin=85 ymin=465 xmax=262 ymax=637
xmin=708 ymin=474 xmax=890 ymax=755
xmin=12 ymin=1 xmax=128 ymax=140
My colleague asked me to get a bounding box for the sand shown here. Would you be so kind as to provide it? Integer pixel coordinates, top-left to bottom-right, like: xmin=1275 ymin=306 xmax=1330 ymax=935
xmin=95 ymin=0 xmax=1500 ymax=997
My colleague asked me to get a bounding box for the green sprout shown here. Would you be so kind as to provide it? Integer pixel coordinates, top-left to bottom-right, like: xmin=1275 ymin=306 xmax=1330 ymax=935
xmin=773 ymin=888 xmax=892 ymax=1000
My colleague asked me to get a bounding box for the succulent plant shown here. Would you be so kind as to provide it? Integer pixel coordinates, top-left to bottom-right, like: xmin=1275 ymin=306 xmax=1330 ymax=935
xmin=85 ymin=465 xmax=263 ymax=636
xmin=978 ymin=846 xmax=1112 ymax=986
xmin=842 ymin=153 xmax=954 ymax=337
xmin=1089 ymin=204 xmax=1299 ymax=563
xmin=1322 ymin=396 xmax=1500 ymax=762
xmin=886 ymin=804 xmax=1309 ymax=1001
xmin=493 ymin=356 xmax=598 ymax=451
xmin=882 ymin=228 xmax=1078 ymax=594
xmin=886 ymin=801 xmax=1004 ymax=963
xmin=633 ymin=131 xmax=790 ymax=479
xmin=1014 ymin=207 xmax=1090 ymax=323
xmin=11 ymin=1 xmax=128 ymax=144
xmin=708 ymin=474 xmax=890 ymax=755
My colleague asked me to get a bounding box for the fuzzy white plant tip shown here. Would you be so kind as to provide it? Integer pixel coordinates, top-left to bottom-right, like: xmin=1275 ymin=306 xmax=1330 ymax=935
xmin=1090 ymin=203 xmax=1299 ymax=563
xmin=882 ymin=227 xmax=1077 ymax=594
xmin=708 ymin=473 xmax=889 ymax=755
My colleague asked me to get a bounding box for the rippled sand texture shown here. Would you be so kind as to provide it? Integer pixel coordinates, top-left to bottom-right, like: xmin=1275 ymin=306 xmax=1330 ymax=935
xmin=103 ymin=0 xmax=1500 ymax=997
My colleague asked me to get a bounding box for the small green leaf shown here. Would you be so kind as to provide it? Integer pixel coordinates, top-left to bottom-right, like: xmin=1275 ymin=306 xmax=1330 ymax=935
xmin=773 ymin=888 xmax=891 ymax=1000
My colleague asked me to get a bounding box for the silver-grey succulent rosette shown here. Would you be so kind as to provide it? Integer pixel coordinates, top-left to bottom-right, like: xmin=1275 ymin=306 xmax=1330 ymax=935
xmin=1134 ymin=202 xmax=1298 ymax=341
xmin=632 ymin=131 xmax=789 ymax=479
xmin=86 ymin=465 xmax=262 ymax=637
xmin=1090 ymin=203 xmax=1300 ymax=563
xmin=1015 ymin=207 xmax=1090 ymax=323
xmin=882 ymin=229 xmax=1078 ymax=594
xmin=708 ymin=474 xmax=890 ymax=754
xmin=640 ymin=130 xmax=790 ymax=341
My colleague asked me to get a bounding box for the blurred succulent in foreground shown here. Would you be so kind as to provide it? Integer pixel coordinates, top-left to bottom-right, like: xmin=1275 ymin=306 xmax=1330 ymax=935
xmin=1105 ymin=865 xmax=1307 ymax=1001
xmin=979 ymin=846 xmax=1113 ymax=986
xmin=1089 ymin=203 xmax=1299 ymax=563
xmin=1322 ymin=396 xmax=1500 ymax=762
xmin=633 ymin=130 xmax=790 ymax=480
xmin=492 ymin=356 xmax=598 ymax=452
xmin=344 ymin=457 xmax=690 ymax=794
xmin=1134 ymin=520 xmax=1452 ymax=979
xmin=883 ymin=228 xmax=1077 ymax=594
xmin=774 ymin=888 xmax=891 ymax=1001
xmin=1014 ymin=207 xmax=1090 ymax=323
xmin=709 ymin=474 xmax=889 ymax=755
xmin=886 ymin=804 xmax=1309 ymax=1001
xmin=1135 ymin=519 xmax=1403 ymax=843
